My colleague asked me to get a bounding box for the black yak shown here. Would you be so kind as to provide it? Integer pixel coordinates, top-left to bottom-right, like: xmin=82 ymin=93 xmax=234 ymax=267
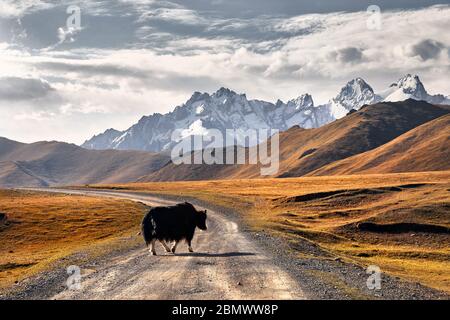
xmin=141 ymin=202 xmax=207 ymax=255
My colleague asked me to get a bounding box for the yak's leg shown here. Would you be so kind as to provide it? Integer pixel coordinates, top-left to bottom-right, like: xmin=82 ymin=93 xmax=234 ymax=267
xmin=160 ymin=240 xmax=171 ymax=253
xmin=187 ymin=240 xmax=194 ymax=253
xmin=150 ymin=239 xmax=157 ymax=255
xmin=171 ymin=241 xmax=180 ymax=254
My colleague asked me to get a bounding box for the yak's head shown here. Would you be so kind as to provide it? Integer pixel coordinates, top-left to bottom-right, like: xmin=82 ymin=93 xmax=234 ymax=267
xmin=196 ymin=210 xmax=208 ymax=231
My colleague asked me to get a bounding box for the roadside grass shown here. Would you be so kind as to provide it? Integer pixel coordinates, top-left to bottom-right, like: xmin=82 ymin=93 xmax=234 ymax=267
xmin=0 ymin=190 xmax=147 ymax=290
xmin=86 ymin=171 xmax=450 ymax=293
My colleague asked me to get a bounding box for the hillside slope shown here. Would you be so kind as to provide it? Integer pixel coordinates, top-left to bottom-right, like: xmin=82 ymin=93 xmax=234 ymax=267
xmin=0 ymin=138 xmax=169 ymax=187
xmin=276 ymin=100 xmax=450 ymax=178
xmin=309 ymin=114 xmax=450 ymax=175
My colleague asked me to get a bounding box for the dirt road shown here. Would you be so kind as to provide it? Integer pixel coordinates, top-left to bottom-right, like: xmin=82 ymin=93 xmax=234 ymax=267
xmin=31 ymin=189 xmax=305 ymax=300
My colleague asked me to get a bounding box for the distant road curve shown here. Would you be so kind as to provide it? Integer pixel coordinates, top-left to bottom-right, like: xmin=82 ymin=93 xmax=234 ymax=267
xmin=23 ymin=188 xmax=306 ymax=300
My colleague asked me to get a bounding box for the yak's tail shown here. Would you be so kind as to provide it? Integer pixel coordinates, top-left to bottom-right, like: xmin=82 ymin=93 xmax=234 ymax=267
xmin=141 ymin=213 xmax=155 ymax=246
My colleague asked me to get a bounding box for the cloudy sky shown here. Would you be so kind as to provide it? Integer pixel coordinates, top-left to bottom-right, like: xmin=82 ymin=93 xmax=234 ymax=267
xmin=1 ymin=0 xmax=449 ymax=144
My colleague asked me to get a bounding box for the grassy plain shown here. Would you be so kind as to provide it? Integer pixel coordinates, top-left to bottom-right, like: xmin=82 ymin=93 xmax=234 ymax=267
xmin=0 ymin=190 xmax=147 ymax=289
xmin=89 ymin=171 xmax=450 ymax=293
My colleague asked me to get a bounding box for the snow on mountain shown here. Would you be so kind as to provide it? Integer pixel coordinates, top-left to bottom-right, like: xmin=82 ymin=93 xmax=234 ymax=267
xmin=382 ymin=74 xmax=449 ymax=104
xmin=327 ymin=78 xmax=382 ymax=118
xmin=82 ymin=88 xmax=321 ymax=152
xmin=82 ymin=75 xmax=449 ymax=152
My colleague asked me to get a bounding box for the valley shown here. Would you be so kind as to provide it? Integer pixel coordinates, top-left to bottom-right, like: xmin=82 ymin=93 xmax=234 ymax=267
xmin=0 ymin=76 xmax=448 ymax=299
xmin=87 ymin=171 xmax=450 ymax=294
xmin=1 ymin=0 xmax=449 ymax=304
xmin=1 ymin=99 xmax=449 ymax=187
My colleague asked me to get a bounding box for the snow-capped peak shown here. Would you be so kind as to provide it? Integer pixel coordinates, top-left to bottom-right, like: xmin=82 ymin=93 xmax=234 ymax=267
xmin=290 ymin=94 xmax=314 ymax=110
xmin=391 ymin=74 xmax=427 ymax=98
xmin=328 ymin=78 xmax=381 ymax=118
xmin=393 ymin=74 xmax=420 ymax=89
xmin=213 ymin=87 xmax=236 ymax=98
xmin=333 ymin=78 xmax=378 ymax=108
xmin=82 ymin=76 xmax=449 ymax=153
xmin=383 ymin=74 xmax=445 ymax=103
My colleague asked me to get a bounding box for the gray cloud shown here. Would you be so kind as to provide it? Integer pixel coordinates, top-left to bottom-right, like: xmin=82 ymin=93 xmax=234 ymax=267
xmin=10 ymin=0 xmax=446 ymax=55
xmin=0 ymin=76 xmax=54 ymax=101
xmin=2 ymin=0 xmax=448 ymax=20
xmin=3 ymin=1 xmax=323 ymax=52
xmin=34 ymin=61 xmax=223 ymax=93
xmin=172 ymin=0 xmax=450 ymax=17
xmin=330 ymin=47 xmax=364 ymax=64
xmin=0 ymin=2 xmax=449 ymax=144
xmin=36 ymin=61 xmax=150 ymax=79
xmin=410 ymin=39 xmax=445 ymax=61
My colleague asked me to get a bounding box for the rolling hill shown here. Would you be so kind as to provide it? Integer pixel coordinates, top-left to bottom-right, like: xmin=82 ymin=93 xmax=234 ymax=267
xmin=0 ymin=138 xmax=170 ymax=187
xmin=275 ymin=99 xmax=450 ymax=178
xmin=308 ymin=114 xmax=450 ymax=175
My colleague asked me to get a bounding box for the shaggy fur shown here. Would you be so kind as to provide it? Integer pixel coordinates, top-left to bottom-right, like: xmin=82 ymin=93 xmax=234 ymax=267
xmin=141 ymin=202 xmax=207 ymax=254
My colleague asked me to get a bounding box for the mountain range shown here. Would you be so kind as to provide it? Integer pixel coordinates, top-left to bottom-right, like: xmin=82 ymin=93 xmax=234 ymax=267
xmin=0 ymin=100 xmax=448 ymax=187
xmin=0 ymin=75 xmax=449 ymax=187
xmin=143 ymin=99 xmax=450 ymax=181
xmin=82 ymin=74 xmax=450 ymax=152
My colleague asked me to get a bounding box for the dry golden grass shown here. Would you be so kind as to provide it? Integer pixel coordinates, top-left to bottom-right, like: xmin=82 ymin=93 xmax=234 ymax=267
xmin=89 ymin=171 xmax=450 ymax=293
xmin=93 ymin=171 xmax=449 ymax=198
xmin=0 ymin=190 xmax=147 ymax=289
xmin=311 ymin=114 xmax=450 ymax=175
